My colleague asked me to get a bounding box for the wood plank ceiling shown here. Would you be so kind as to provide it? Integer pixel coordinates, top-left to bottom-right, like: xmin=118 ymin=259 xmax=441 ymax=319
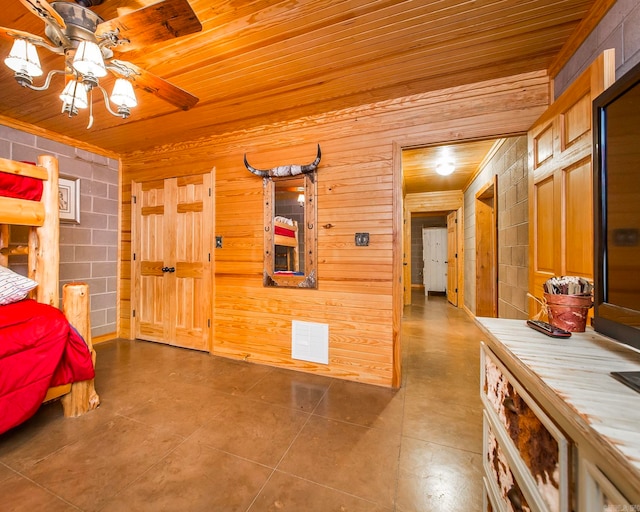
xmin=0 ymin=0 xmax=603 ymax=156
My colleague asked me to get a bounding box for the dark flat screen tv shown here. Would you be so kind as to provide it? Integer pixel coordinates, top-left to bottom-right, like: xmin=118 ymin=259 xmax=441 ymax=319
xmin=593 ymin=59 xmax=640 ymax=352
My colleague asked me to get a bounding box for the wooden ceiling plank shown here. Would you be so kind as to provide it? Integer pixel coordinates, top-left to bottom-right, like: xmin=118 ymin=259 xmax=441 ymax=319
xmin=179 ymin=25 xmax=567 ymax=109
xmin=164 ymin=3 xmax=582 ymax=97
xmin=134 ymin=0 xmax=589 ymax=79
xmin=0 ymin=0 xmax=591 ymax=154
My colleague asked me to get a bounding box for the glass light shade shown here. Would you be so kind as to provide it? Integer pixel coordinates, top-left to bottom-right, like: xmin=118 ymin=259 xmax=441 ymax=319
xmin=4 ymin=39 xmax=43 ymax=77
xmin=60 ymin=80 xmax=88 ymax=109
xmin=297 ymin=193 xmax=305 ymax=206
xmin=72 ymin=41 xmax=107 ymax=78
xmin=110 ymin=78 xmax=137 ymax=108
xmin=436 ymin=161 xmax=455 ymax=176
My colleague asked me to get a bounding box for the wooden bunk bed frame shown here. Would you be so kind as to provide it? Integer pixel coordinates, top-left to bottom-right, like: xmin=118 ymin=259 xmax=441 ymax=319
xmin=0 ymin=154 xmax=99 ymax=417
xmin=273 ymin=217 xmax=299 ymax=272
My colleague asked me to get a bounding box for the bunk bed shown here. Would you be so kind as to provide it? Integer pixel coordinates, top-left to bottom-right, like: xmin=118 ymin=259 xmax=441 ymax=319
xmin=0 ymin=155 xmax=99 ymax=435
xmin=273 ymin=216 xmax=299 ymax=272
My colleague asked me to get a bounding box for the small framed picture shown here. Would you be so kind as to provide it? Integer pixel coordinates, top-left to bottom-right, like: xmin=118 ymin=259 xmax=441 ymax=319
xmin=59 ymin=176 xmax=80 ymax=224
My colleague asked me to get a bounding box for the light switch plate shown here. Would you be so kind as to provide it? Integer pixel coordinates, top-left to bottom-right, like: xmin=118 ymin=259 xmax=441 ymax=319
xmin=355 ymin=233 xmax=369 ymax=246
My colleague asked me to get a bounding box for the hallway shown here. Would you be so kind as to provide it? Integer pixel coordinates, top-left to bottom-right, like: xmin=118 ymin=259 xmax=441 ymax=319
xmin=398 ymin=291 xmax=484 ymax=509
xmin=0 ymin=292 xmax=485 ymax=511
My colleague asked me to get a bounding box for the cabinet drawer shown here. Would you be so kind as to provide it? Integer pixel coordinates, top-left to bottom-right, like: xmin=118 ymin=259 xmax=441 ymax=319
xmin=484 ymin=413 xmax=534 ymax=512
xmin=481 ymin=344 xmax=570 ymax=512
xmin=580 ymin=458 xmax=631 ymax=511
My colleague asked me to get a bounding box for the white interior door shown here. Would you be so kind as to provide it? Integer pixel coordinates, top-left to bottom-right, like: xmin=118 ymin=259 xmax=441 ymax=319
xmin=422 ymin=227 xmax=447 ymax=293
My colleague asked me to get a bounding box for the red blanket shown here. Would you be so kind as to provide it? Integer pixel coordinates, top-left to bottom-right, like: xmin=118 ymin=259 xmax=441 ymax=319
xmin=274 ymin=225 xmax=295 ymax=238
xmin=0 ymin=163 xmax=43 ymax=201
xmin=0 ymin=299 xmax=95 ymax=434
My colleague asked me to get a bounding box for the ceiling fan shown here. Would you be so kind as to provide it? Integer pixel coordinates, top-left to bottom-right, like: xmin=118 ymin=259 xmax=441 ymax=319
xmin=0 ymin=0 xmax=202 ymax=127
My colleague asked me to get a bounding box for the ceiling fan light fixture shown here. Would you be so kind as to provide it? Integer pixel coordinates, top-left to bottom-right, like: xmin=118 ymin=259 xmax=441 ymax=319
xmin=60 ymin=79 xmax=88 ymax=115
xmin=436 ymin=161 xmax=455 ymax=176
xmin=110 ymin=78 xmax=137 ymax=109
xmin=4 ymin=0 xmax=202 ymax=126
xmin=4 ymin=39 xmax=43 ymax=78
xmin=72 ymin=41 xmax=107 ymax=78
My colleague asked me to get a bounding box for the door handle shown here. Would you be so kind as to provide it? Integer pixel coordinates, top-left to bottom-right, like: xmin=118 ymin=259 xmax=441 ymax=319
xmin=161 ymin=267 xmax=176 ymax=273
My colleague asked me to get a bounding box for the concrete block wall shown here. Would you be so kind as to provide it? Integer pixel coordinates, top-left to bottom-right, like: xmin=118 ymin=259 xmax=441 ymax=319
xmin=0 ymin=124 xmax=119 ymax=338
xmin=555 ymin=0 xmax=640 ymax=97
xmin=495 ymin=137 xmax=529 ymax=319
xmin=464 ymin=135 xmax=529 ymax=318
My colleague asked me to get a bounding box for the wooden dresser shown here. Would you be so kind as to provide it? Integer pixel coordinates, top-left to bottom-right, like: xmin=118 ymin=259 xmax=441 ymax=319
xmin=476 ymin=318 xmax=640 ymax=512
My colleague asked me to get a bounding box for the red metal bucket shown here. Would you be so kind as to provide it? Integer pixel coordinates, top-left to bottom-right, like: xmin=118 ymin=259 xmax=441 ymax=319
xmin=544 ymin=293 xmax=593 ymax=332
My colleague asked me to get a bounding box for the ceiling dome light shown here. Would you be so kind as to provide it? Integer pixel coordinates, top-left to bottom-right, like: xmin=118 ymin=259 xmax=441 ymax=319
xmin=436 ymin=161 xmax=455 ymax=176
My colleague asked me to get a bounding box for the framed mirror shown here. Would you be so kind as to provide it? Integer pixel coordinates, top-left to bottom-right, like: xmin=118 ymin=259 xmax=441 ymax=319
xmin=263 ymin=173 xmax=317 ymax=287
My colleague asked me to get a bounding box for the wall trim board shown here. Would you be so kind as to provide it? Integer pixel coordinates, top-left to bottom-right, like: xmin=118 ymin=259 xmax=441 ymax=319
xmin=0 ymin=115 xmax=119 ymax=160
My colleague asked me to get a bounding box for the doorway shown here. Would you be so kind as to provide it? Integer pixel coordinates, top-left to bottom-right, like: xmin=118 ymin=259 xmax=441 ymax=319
xmin=446 ymin=210 xmax=458 ymax=306
xmin=406 ymin=209 xmax=462 ymax=306
xmin=402 ymin=139 xmax=500 ymax=308
xmin=475 ymin=176 xmax=498 ymax=317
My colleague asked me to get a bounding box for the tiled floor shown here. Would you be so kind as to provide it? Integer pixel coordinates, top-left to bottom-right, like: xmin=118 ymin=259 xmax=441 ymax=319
xmin=0 ymin=292 xmax=485 ymax=511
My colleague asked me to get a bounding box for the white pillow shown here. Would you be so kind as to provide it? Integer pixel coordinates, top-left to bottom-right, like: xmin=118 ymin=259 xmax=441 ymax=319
xmin=0 ymin=266 xmax=38 ymax=305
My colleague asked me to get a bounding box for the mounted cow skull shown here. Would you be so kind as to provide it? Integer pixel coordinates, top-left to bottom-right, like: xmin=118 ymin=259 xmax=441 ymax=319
xmin=244 ymin=144 xmax=321 ymax=178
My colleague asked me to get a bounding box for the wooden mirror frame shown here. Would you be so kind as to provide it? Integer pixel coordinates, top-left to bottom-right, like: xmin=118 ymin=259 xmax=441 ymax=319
xmin=263 ymin=173 xmax=317 ymax=288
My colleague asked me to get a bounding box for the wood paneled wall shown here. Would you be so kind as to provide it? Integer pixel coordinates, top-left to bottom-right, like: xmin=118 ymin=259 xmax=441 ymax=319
xmin=119 ymin=70 xmax=550 ymax=387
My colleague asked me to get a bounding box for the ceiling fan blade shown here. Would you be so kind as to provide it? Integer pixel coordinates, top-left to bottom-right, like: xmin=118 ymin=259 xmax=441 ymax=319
xmin=0 ymin=26 xmax=50 ymax=46
xmin=109 ymin=59 xmax=199 ymax=111
xmin=18 ymin=0 xmax=66 ymax=28
xmin=96 ymin=0 xmax=202 ymax=52
xmin=17 ymin=0 xmax=70 ymax=47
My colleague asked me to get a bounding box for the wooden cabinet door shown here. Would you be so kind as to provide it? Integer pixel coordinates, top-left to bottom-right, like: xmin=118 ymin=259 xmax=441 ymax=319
xmin=132 ymin=174 xmax=213 ymax=351
xmin=527 ymin=51 xmax=614 ymax=316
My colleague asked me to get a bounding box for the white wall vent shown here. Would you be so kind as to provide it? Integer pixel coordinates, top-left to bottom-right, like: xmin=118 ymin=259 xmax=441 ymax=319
xmin=292 ymin=320 xmax=329 ymax=364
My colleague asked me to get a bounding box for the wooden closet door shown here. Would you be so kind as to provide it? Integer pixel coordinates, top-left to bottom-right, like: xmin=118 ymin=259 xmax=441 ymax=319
xmin=527 ymin=51 xmax=614 ymax=316
xmin=133 ymin=179 xmax=168 ymax=342
xmin=171 ymin=174 xmax=212 ymax=351
xmin=132 ymin=174 xmax=213 ymax=351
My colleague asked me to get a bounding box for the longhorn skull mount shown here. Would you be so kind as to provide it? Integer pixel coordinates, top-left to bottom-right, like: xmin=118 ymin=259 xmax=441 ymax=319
xmin=244 ymin=144 xmax=321 ymax=179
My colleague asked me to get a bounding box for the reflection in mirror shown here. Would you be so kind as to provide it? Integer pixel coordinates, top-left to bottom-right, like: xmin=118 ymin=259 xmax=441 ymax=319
xmin=264 ymin=173 xmax=317 ymax=288
xmin=274 ymin=176 xmax=304 ymax=274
